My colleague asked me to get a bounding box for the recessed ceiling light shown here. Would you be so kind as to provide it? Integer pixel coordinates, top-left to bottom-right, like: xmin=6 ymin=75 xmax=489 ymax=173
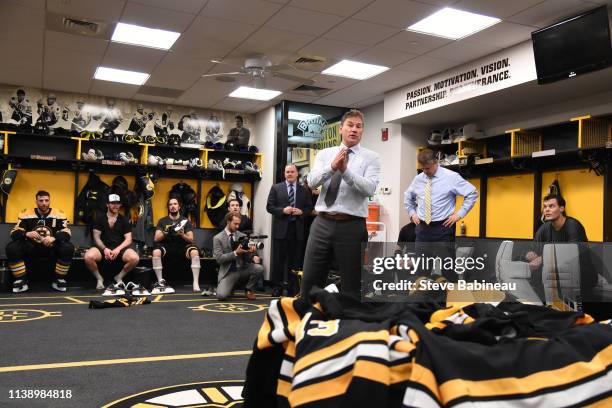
xmin=407 ymin=7 xmax=501 ymax=40
xmin=229 ymin=86 xmax=281 ymax=101
xmin=111 ymin=22 xmax=180 ymax=50
xmin=94 ymin=66 xmax=150 ymax=85
xmin=288 ymin=112 xmax=321 ymax=121
xmin=322 ymin=59 xmax=389 ymax=80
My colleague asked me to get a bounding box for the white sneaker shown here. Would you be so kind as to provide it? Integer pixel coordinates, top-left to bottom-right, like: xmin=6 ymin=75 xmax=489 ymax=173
xmin=51 ymin=278 xmax=67 ymax=292
xmin=126 ymin=282 xmax=151 ymax=296
xmin=151 ymin=279 xmax=175 ymax=294
xmin=12 ymin=279 xmax=29 ymax=293
xmin=102 ymin=282 xmax=126 ymax=297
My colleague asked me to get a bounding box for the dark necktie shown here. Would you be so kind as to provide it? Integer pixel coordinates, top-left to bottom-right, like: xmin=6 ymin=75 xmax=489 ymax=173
xmin=288 ymin=183 xmax=296 ymax=221
xmin=325 ymin=149 xmax=352 ymax=207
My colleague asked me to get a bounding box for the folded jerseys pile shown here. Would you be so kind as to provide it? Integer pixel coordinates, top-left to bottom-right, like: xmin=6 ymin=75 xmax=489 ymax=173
xmin=243 ymin=289 xmax=612 ymax=407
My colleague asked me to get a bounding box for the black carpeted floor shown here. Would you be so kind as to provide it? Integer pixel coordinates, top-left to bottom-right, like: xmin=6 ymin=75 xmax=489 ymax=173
xmin=0 ymin=286 xmax=273 ymax=407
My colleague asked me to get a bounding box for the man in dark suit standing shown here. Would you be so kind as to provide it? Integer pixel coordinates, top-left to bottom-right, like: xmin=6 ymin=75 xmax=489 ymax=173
xmin=267 ymin=164 xmax=313 ymax=295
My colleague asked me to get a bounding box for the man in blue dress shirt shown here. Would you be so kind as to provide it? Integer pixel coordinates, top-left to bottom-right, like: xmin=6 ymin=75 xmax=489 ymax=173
xmin=404 ymin=149 xmax=478 ymax=280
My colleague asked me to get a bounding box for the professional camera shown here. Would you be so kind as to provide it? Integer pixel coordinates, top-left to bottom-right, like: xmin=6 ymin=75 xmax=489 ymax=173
xmin=232 ymin=231 xmax=268 ymax=251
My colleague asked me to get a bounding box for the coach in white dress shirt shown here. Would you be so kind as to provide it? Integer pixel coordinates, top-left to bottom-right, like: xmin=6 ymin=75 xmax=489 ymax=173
xmin=302 ymin=109 xmax=380 ymax=297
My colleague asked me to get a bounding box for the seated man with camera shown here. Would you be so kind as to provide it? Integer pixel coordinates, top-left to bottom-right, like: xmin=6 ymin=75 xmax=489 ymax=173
xmin=152 ymin=197 xmax=201 ymax=294
xmin=213 ymin=212 xmax=264 ymax=300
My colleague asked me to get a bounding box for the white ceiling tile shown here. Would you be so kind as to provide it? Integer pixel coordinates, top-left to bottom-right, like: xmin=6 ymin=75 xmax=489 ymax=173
xmin=309 ymin=74 xmax=359 ymax=90
xmin=353 ymin=94 xmax=384 ymax=108
xmin=160 ymin=48 xmax=220 ymax=72
xmin=174 ymin=15 xmax=259 ymax=53
xmin=354 ymin=47 xmax=417 ymax=67
xmin=47 ymin=0 xmax=126 ymax=23
xmin=395 ymin=55 xmax=459 ymax=74
xmin=0 ymin=38 xmax=42 ymax=88
xmin=266 ymin=6 xmax=345 ymax=36
xmin=45 ymin=31 xmax=108 ymax=56
xmin=101 ymin=43 xmax=167 ymax=73
xmin=43 ymin=47 xmax=98 ymax=93
xmin=249 ymin=101 xmax=276 ymax=114
xmin=264 ymin=0 xmax=291 ymax=3
xmin=353 ymin=0 xmax=439 ymax=29
xmin=507 ymin=0 xmax=596 ymax=27
xmin=425 ymin=40 xmax=501 ymax=62
xmin=0 ymin=2 xmax=44 ymax=42
xmin=465 ymin=22 xmax=536 ymax=49
xmin=299 ymin=38 xmax=369 ymax=61
xmin=147 ymin=63 xmax=210 ymax=90
xmin=288 ymin=0 xmax=376 ymax=17
xmin=454 ymin=0 xmax=544 ymax=18
xmin=234 ymin=27 xmax=316 ymax=56
xmin=363 ymin=69 xmax=424 ymax=91
xmin=324 ymin=19 xmax=400 ymax=46
xmin=378 ymin=31 xmax=452 ymax=54
xmin=120 ymin=1 xmax=196 ymax=32
xmin=174 ymin=78 xmax=237 ymax=107
xmin=213 ymin=97 xmax=264 ymax=112
xmin=282 ymin=93 xmax=320 ymax=103
xmin=132 ymin=94 xmax=177 ymax=104
xmin=89 ymin=80 xmax=139 ymax=99
xmin=316 ymin=81 xmax=383 ymax=106
xmin=202 ymin=0 xmax=284 ymax=25
xmin=128 ymin=0 xmax=207 ymax=14
xmin=415 ymin=0 xmax=460 ymax=5
xmin=4 ymin=0 xmax=45 ymax=8
xmin=253 ymin=76 xmax=307 ymax=91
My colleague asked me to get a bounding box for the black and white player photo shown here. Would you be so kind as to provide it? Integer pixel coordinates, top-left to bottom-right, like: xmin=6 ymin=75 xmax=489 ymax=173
xmin=35 ymin=93 xmax=63 ymax=128
xmin=154 ymin=106 xmax=174 ymax=137
xmin=226 ymin=114 xmax=250 ymax=147
xmin=127 ymin=104 xmax=155 ymax=136
xmin=8 ymin=88 xmax=32 ymax=125
xmin=205 ymin=114 xmax=222 ymax=143
xmin=62 ymin=99 xmax=92 ymax=132
xmin=178 ymin=110 xmax=202 ymax=145
xmin=94 ymin=97 xmax=123 ymax=132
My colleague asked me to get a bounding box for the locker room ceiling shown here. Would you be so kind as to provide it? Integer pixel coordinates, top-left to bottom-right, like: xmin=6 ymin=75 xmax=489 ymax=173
xmin=1 ymin=0 xmax=611 ymax=115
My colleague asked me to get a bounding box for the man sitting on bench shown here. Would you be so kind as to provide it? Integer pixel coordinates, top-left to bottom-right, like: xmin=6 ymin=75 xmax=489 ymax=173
xmin=151 ymin=197 xmax=201 ymax=294
xmin=84 ymin=194 xmax=139 ymax=294
xmin=6 ymin=190 xmax=74 ymax=293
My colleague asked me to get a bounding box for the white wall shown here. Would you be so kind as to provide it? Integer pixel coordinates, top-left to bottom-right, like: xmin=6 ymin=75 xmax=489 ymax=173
xmin=252 ymin=107 xmax=276 ymax=279
xmin=360 ymin=103 xmax=423 ymax=242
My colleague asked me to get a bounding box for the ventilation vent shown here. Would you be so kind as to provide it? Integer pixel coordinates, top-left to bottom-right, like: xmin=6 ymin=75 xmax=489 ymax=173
xmin=62 ymin=18 xmax=100 ymax=35
xmin=294 ymin=56 xmax=325 ymax=64
xmin=137 ymin=86 xmax=184 ymax=99
xmin=292 ymin=84 xmax=331 ymax=96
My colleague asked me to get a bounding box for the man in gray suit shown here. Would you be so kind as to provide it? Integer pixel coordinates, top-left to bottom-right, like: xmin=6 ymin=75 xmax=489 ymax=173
xmin=213 ymin=212 xmax=263 ymax=300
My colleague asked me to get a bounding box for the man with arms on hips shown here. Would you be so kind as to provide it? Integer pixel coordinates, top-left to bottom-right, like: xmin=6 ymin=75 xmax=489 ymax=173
xmin=267 ymin=163 xmax=313 ymax=296
xmin=301 ymin=109 xmax=380 ymax=297
xmin=404 ymin=149 xmax=478 ymax=280
xmin=152 ymin=197 xmax=201 ymax=293
xmin=7 ymin=191 xmax=74 ymax=293
xmin=213 ymin=212 xmax=263 ymax=300
xmin=84 ymin=194 xmax=140 ymax=292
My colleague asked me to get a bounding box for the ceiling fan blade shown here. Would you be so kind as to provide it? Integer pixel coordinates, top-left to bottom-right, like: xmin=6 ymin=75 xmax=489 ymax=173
xmin=267 ymin=64 xmax=296 ymax=72
xmin=272 ymin=72 xmax=315 ymax=85
xmin=201 ymin=72 xmax=244 ymax=78
xmin=210 ymin=59 xmax=244 ymax=69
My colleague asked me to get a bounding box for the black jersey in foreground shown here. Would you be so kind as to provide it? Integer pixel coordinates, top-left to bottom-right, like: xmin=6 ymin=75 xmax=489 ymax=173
xmin=243 ymin=289 xmax=612 ymax=407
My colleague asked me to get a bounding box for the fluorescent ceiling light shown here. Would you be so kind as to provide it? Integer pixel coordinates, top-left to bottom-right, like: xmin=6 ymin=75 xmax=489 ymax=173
xmin=407 ymin=7 xmax=501 ymax=40
xmin=111 ymin=22 xmax=180 ymax=50
xmin=94 ymin=66 xmax=150 ymax=85
xmin=288 ymin=112 xmax=321 ymax=121
xmin=229 ymin=86 xmax=281 ymax=101
xmin=322 ymin=60 xmax=389 ymax=80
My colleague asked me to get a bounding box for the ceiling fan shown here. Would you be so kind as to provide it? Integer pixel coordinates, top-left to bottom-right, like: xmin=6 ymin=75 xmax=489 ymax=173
xmin=201 ymin=54 xmax=315 ymax=86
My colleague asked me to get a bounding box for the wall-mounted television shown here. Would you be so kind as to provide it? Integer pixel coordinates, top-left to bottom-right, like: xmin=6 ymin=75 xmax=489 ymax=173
xmin=531 ymin=6 xmax=612 ymax=84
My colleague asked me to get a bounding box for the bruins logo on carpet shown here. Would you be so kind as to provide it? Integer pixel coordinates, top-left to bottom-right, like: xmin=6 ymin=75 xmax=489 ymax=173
xmin=102 ymin=380 xmax=244 ymax=407
xmin=0 ymin=309 xmax=62 ymax=323
xmin=190 ymin=303 xmax=266 ymax=313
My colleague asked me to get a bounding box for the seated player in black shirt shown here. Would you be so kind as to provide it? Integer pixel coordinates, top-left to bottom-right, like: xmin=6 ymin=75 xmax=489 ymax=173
xmin=526 ymin=194 xmax=587 ymax=271
xmin=83 ymin=194 xmax=140 ymax=292
xmin=152 ymin=197 xmax=200 ymax=293
xmin=228 ymin=198 xmax=252 ymax=232
xmin=6 ymin=190 xmax=74 ymax=293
